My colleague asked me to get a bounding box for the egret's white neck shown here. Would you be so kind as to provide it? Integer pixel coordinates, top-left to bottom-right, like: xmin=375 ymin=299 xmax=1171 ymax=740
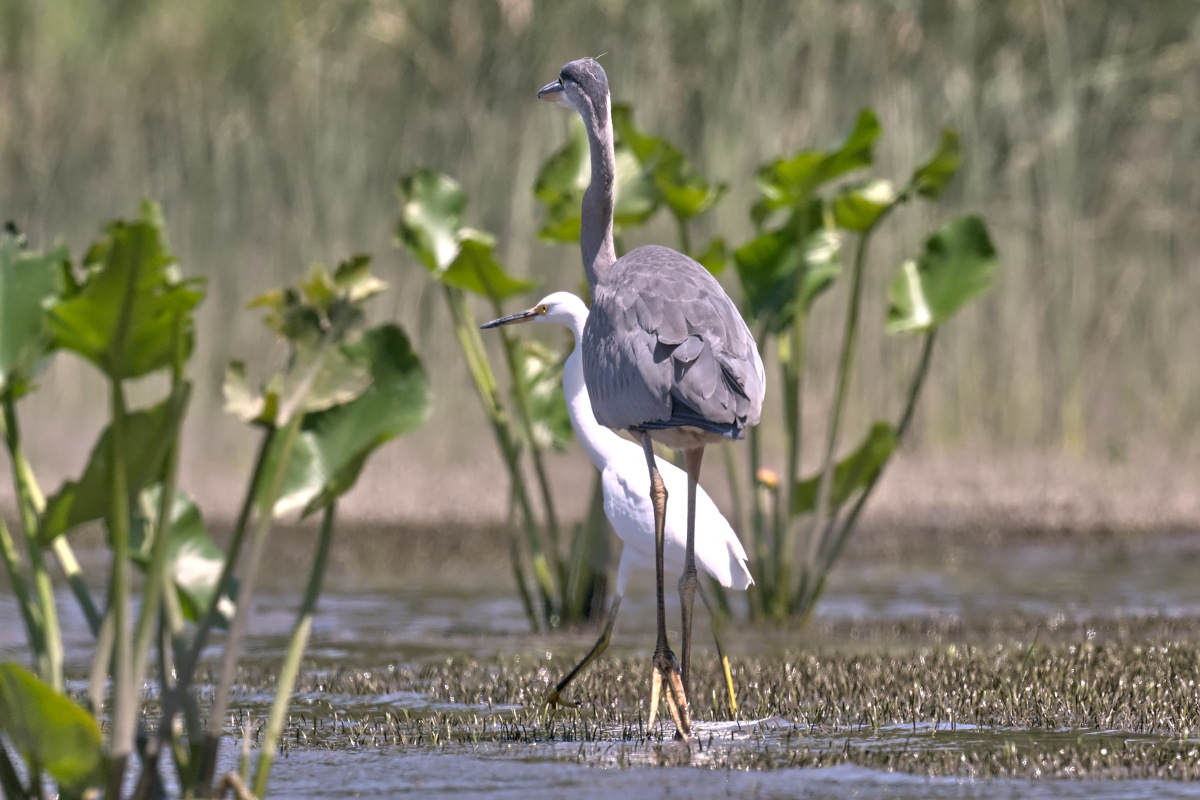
xmin=560 ymin=317 xmax=623 ymax=471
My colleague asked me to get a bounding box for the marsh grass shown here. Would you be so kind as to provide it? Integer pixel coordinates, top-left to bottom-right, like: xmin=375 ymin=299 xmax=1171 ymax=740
xmin=180 ymin=620 xmax=1200 ymax=779
xmin=2 ymin=1 xmax=1197 ymax=486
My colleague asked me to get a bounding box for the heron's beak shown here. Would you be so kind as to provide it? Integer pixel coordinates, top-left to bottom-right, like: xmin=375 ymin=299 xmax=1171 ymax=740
xmin=537 ymin=78 xmax=564 ymax=102
xmin=480 ymin=307 xmax=538 ymax=330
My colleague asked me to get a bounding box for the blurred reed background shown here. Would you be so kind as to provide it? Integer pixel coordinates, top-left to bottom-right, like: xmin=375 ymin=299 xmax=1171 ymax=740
xmin=1 ymin=0 xmax=1197 ymax=522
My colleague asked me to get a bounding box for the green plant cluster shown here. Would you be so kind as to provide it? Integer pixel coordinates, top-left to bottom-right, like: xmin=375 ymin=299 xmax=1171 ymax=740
xmin=0 ymin=205 xmax=431 ymax=798
xmin=403 ymin=102 xmax=998 ymax=629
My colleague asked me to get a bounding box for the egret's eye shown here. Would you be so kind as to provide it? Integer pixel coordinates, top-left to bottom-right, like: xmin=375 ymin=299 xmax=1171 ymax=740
xmin=537 ymin=304 xmax=549 ymax=314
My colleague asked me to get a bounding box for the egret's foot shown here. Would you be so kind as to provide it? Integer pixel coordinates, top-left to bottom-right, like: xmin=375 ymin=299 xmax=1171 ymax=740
xmin=646 ymin=649 xmax=691 ymax=740
xmin=721 ymin=654 xmax=738 ymax=714
xmin=544 ymin=688 xmax=579 ymax=710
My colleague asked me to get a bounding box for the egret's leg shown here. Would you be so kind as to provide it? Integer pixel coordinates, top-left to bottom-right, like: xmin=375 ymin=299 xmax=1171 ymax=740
xmin=638 ymin=430 xmax=690 ymax=739
xmin=698 ymin=583 xmax=738 ymax=714
xmin=546 ymin=595 xmax=622 ymax=708
xmin=678 ymin=447 xmax=704 ymax=700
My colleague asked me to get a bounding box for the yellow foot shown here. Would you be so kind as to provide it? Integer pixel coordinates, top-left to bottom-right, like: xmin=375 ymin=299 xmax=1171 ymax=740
xmin=647 ymin=650 xmax=691 ymax=740
xmin=544 ymin=688 xmax=578 ymax=709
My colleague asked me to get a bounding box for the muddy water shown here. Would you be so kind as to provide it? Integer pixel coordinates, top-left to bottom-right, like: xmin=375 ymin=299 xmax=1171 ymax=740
xmin=5 ymin=528 xmax=1200 ymax=797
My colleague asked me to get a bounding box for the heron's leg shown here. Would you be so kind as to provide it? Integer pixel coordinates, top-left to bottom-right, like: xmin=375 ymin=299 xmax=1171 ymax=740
xmin=638 ymin=430 xmax=690 ymax=739
xmin=698 ymin=582 xmax=738 ymax=714
xmin=546 ymin=594 xmax=622 ymax=708
xmin=678 ymin=447 xmax=704 ymax=700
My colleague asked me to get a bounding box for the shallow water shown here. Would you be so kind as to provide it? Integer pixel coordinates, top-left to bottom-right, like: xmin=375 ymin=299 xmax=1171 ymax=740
xmin=5 ymin=527 xmax=1200 ymax=796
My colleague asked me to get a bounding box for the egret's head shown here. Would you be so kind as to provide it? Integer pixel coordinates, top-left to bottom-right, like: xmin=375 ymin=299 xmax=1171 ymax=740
xmin=479 ymin=292 xmax=587 ymax=331
xmin=537 ymin=58 xmax=609 ymax=122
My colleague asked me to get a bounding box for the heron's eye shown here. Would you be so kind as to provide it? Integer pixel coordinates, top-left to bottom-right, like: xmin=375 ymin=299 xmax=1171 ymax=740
xmin=537 ymin=304 xmax=548 ymax=314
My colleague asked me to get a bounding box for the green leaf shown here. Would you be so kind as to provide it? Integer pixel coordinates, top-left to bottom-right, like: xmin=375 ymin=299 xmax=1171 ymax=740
xmin=395 ymin=169 xmax=467 ymax=271
xmin=886 ymin=215 xmax=998 ymax=334
xmin=533 ymin=112 xmax=660 ymax=244
xmin=0 ymin=232 xmax=66 ymax=398
xmin=265 ymin=323 xmax=431 ymax=517
xmin=440 ymin=236 xmax=536 ymax=302
xmin=132 ymin=487 xmax=236 ymax=626
xmin=398 ymin=170 xmax=536 ymax=300
xmin=223 ymin=361 xmax=277 ymax=426
xmin=612 ymin=104 xmax=726 ymax=222
xmin=910 ymin=129 xmax=961 ymax=200
xmin=832 ymin=179 xmax=897 ymax=232
xmin=0 ymin=662 xmax=104 ymax=792
xmin=41 ymin=394 xmax=188 ymax=544
xmin=733 ymin=210 xmax=841 ymax=334
xmin=514 ymin=339 xmax=572 ymax=452
xmin=693 ymin=237 xmax=726 ymax=276
xmin=753 ymin=109 xmax=881 ymax=225
xmin=46 ymin=204 xmax=204 ymax=380
xmin=792 ymin=422 xmax=897 ymax=515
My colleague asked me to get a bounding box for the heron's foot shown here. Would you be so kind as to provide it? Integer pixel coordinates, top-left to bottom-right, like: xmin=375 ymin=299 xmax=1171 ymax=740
xmin=646 ymin=649 xmax=691 ymax=740
xmin=544 ymin=687 xmax=579 ymax=710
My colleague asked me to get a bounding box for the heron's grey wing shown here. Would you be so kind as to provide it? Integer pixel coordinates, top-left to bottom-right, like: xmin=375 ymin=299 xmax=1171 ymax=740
xmin=593 ymin=245 xmax=764 ymax=435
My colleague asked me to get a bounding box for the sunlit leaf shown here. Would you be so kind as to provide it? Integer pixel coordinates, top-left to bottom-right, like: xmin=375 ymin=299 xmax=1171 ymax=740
xmin=46 ymin=203 xmax=204 ymax=380
xmin=222 ymin=361 xmax=277 ymax=426
xmin=514 ymin=339 xmax=572 ymax=452
xmin=753 ymin=109 xmax=880 ymax=225
xmin=264 ymin=323 xmax=431 ymax=517
xmin=395 ymin=169 xmax=467 ymax=271
xmin=791 ymin=422 xmax=897 ymax=515
xmin=733 ymin=208 xmax=841 ymax=334
xmin=132 ymin=486 xmax=236 ymax=627
xmin=612 ymin=104 xmax=726 ymax=222
xmin=832 ymin=179 xmax=897 ymax=232
xmin=886 ymin=215 xmax=997 ymax=334
xmin=0 ymin=662 xmax=103 ymax=792
xmin=0 ymin=232 xmax=65 ymax=398
xmin=910 ymin=129 xmax=961 ymax=200
xmin=41 ymin=392 xmax=188 ymax=544
xmin=333 ymin=253 xmax=387 ymax=303
xmin=440 ymin=236 xmax=536 ymax=302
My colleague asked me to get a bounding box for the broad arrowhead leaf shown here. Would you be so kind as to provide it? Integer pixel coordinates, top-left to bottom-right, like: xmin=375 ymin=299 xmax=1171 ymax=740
xmin=396 ymin=169 xmax=467 ymax=272
xmin=832 ymin=179 xmax=897 ymax=232
xmin=0 ymin=232 xmax=66 ymax=398
xmin=514 ymin=339 xmax=572 ymax=452
xmin=792 ymin=422 xmax=897 ymax=515
xmin=263 ymin=323 xmax=431 ymax=517
xmin=0 ymin=662 xmax=104 ymax=792
xmin=887 ymin=215 xmax=997 ymax=334
xmin=132 ymin=487 xmax=236 ymax=626
xmin=41 ymin=393 xmax=188 ymax=543
xmin=333 ymin=253 xmax=387 ymax=303
xmin=734 ymin=210 xmax=841 ymax=334
xmin=753 ymin=109 xmax=880 ymax=225
xmin=46 ymin=204 xmax=203 ymax=380
xmin=612 ymin=104 xmax=726 ymax=222
xmin=910 ymin=129 xmax=961 ymax=200
xmin=439 ymin=236 xmax=536 ymax=302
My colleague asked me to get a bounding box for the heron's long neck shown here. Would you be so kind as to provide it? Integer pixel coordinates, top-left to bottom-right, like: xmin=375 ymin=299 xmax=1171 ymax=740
xmin=581 ymin=106 xmax=617 ymax=291
xmin=562 ymin=324 xmax=622 ymax=472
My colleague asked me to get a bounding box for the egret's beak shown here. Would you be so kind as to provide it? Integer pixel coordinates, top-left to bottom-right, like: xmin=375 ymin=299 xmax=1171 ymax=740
xmin=481 ymin=307 xmax=538 ymax=330
xmin=537 ymin=78 xmax=564 ymax=102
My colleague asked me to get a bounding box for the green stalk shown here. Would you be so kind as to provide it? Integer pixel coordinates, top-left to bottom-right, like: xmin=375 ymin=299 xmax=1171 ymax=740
xmin=806 ymin=229 xmax=872 ymax=582
xmin=814 ymin=330 xmax=937 ymax=588
xmin=1 ymin=397 xmax=61 ymax=690
xmin=0 ymin=514 xmax=40 ymax=643
xmin=51 ymin=538 xmax=101 ymax=636
xmin=253 ymin=503 xmax=338 ymax=797
xmin=201 ymin=410 xmax=304 ymax=791
xmin=745 ymin=421 xmax=767 ymax=619
xmin=130 ymin=381 xmax=191 ymax=713
xmin=106 ymin=378 xmax=135 ymax=779
xmin=445 ymin=285 xmax=557 ymax=622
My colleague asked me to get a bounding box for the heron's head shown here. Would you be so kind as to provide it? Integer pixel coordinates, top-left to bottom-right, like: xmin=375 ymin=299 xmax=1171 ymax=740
xmin=480 ymin=292 xmax=588 ymax=331
xmin=538 ymin=58 xmax=609 ymax=122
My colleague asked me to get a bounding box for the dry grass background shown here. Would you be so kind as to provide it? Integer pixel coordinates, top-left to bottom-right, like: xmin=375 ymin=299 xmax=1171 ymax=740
xmin=0 ymin=0 xmax=1197 ymax=528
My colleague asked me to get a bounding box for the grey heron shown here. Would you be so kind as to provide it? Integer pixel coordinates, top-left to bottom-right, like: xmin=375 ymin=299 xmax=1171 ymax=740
xmin=538 ymin=58 xmax=765 ymax=738
xmin=481 ymin=292 xmax=753 ymax=715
